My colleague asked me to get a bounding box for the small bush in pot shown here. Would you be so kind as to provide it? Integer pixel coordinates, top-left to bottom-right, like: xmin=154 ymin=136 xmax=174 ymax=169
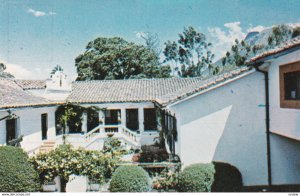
xmin=176 ymin=163 xmax=215 ymax=192
xmin=0 ymin=146 xmax=41 ymax=192
xmin=109 ymin=165 xmax=151 ymax=192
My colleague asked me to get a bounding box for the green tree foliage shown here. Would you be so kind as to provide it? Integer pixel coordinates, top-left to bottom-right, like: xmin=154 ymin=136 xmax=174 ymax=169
xmin=0 ymin=146 xmax=41 ymax=192
xmin=222 ymin=39 xmax=252 ymax=67
xmin=222 ymin=24 xmax=294 ymax=68
xmin=30 ymin=143 xmax=125 ymax=192
xmin=50 ymin=65 xmax=64 ymax=75
xmin=139 ymin=32 xmax=162 ymax=57
xmin=109 ymin=165 xmax=151 ymax=192
xmin=292 ymin=27 xmax=300 ymax=38
xmin=163 ymin=26 xmax=215 ymax=77
xmin=75 ymin=37 xmax=171 ymax=81
xmin=55 ymin=104 xmax=101 ymax=134
xmin=267 ymin=24 xmax=291 ymax=48
xmin=0 ymin=62 xmax=14 ymax=78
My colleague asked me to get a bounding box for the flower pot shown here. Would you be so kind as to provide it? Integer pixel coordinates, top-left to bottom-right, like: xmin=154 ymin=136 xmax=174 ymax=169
xmin=107 ymin=133 xmax=114 ymax=137
xmin=89 ymin=183 xmax=100 ymax=191
xmin=42 ymin=183 xmax=57 ymax=192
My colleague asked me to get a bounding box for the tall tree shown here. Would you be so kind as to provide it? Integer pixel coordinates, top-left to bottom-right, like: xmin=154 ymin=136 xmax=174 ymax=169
xmin=267 ymin=24 xmax=291 ymax=48
xmin=163 ymin=26 xmax=215 ymax=77
xmin=139 ymin=32 xmax=162 ymax=57
xmin=75 ymin=37 xmax=170 ymax=81
xmin=51 ymin=65 xmax=64 ymax=75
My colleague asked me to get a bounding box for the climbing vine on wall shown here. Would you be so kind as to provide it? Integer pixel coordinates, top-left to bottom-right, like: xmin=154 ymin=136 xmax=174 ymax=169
xmin=55 ymin=104 xmax=102 ymax=134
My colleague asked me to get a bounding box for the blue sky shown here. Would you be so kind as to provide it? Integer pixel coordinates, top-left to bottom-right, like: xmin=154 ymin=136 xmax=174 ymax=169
xmin=1 ymin=0 xmax=300 ymax=79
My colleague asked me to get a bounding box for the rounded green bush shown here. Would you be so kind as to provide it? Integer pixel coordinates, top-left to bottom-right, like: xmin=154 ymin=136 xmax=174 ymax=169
xmin=109 ymin=165 xmax=151 ymax=192
xmin=212 ymin=162 xmax=243 ymax=192
xmin=0 ymin=146 xmax=41 ymax=192
xmin=176 ymin=163 xmax=215 ymax=192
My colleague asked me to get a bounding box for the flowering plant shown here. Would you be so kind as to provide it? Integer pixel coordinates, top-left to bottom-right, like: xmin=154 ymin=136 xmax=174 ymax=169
xmin=30 ymin=140 xmax=126 ymax=192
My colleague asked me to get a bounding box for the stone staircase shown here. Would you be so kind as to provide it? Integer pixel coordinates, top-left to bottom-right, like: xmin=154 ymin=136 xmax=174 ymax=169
xmin=39 ymin=141 xmax=56 ymax=154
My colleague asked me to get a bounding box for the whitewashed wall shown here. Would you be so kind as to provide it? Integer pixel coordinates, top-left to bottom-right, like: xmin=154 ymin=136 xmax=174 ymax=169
xmin=169 ymin=72 xmax=268 ymax=186
xmin=267 ymin=50 xmax=300 ymax=140
xmin=0 ymin=106 xmax=57 ymax=152
xmin=270 ymin=134 xmax=300 ymax=185
xmin=265 ymin=50 xmax=300 ymax=185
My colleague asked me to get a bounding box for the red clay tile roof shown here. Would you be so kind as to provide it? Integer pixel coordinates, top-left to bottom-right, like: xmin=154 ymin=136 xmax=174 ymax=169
xmin=67 ymin=66 xmax=253 ymax=106
xmin=0 ymin=79 xmax=59 ymax=109
xmin=14 ymin=79 xmax=46 ymax=90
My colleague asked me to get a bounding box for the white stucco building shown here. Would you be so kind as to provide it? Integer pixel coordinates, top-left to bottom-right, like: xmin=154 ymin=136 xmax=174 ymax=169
xmin=1 ymin=37 xmax=300 ymax=189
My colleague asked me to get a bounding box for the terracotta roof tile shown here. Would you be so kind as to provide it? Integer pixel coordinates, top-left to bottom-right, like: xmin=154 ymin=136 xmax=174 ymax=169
xmin=0 ymin=79 xmax=57 ymax=109
xmin=14 ymin=79 xmax=46 ymax=90
xmin=67 ymin=66 xmax=253 ymax=106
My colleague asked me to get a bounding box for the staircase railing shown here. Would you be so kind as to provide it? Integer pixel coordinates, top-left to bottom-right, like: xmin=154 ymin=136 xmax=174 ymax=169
xmin=85 ymin=125 xmax=104 ymax=140
xmin=119 ymin=125 xmax=140 ymax=142
xmin=84 ymin=124 xmax=141 ymax=144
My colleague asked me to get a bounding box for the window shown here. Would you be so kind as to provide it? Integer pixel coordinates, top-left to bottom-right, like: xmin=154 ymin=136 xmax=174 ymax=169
xmin=41 ymin=113 xmax=48 ymax=140
xmin=280 ymin=61 xmax=300 ymax=108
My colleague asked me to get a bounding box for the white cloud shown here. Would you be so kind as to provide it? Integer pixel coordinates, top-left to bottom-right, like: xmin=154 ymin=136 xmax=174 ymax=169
xmin=208 ymin=21 xmax=247 ymax=60
xmin=27 ymin=8 xmax=56 ymax=17
xmin=28 ymin=8 xmax=46 ymax=17
xmin=0 ymin=60 xmax=49 ymax=79
xmin=5 ymin=63 xmax=34 ymax=79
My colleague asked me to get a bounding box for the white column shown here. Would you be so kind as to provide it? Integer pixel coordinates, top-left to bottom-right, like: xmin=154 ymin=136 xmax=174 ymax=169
xmin=81 ymin=112 xmax=88 ymax=134
xmin=138 ymin=107 xmax=144 ymax=133
xmin=99 ymin=110 xmax=105 ymax=125
xmin=121 ymin=108 xmax=126 ymax=127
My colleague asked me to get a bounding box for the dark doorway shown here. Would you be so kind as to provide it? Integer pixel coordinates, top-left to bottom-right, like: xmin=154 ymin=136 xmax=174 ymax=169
xmin=41 ymin=113 xmax=48 ymax=140
xmin=105 ymin=110 xmax=120 ymax=125
xmin=87 ymin=109 xmax=99 ymax=132
xmin=6 ymin=118 xmax=17 ymax=143
xmin=126 ymin=109 xmax=139 ymax=131
xmin=144 ymin=108 xmax=157 ymax=130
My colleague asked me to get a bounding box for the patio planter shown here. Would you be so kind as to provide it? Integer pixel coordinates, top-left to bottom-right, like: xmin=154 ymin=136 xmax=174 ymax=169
xmin=89 ymin=183 xmax=100 ymax=191
xmin=42 ymin=182 xmax=57 ymax=192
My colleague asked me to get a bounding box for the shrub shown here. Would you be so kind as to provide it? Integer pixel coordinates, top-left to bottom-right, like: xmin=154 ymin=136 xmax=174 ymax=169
xmin=0 ymin=146 xmax=41 ymax=192
xmin=137 ymin=145 xmax=169 ymax=162
xmin=212 ymin=162 xmax=243 ymax=192
xmin=109 ymin=165 xmax=151 ymax=192
xmin=152 ymin=165 xmax=180 ymax=191
xmin=176 ymin=163 xmax=215 ymax=192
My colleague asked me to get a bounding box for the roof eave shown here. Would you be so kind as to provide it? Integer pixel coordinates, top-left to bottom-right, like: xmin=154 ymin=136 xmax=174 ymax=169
xmin=248 ymin=43 xmax=300 ymax=66
xmin=163 ymin=69 xmax=256 ymax=108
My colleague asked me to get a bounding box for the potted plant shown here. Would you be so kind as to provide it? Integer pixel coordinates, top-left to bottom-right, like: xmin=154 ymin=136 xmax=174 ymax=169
xmin=42 ymin=181 xmax=57 ymax=192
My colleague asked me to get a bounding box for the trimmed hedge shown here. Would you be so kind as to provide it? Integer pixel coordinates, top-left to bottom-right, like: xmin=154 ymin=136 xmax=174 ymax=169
xmin=176 ymin=163 xmax=215 ymax=192
xmin=0 ymin=146 xmax=41 ymax=192
xmin=212 ymin=162 xmax=243 ymax=192
xmin=109 ymin=165 xmax=151 ymax=192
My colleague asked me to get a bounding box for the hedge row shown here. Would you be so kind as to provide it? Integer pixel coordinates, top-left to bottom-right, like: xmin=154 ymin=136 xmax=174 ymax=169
xmin=0 ymin=146 xmax=41 ymax=192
